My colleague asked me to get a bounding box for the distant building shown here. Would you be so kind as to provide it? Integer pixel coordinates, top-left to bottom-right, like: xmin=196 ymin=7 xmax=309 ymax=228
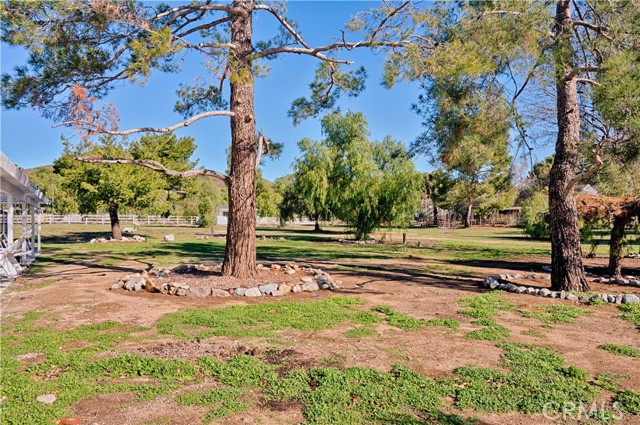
xmin=216 ymin=205 xmax=229 ymax=225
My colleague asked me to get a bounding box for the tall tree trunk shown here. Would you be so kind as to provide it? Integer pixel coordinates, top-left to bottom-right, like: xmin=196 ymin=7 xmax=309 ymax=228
xmin=109 ymin=202 xmax=122 ymax=240
xmin=314 ymin=215 xmax=321 ymax=232
xmin=548 ymin=0 xmax=589 ymax=292
xmin=608 ymin=214 xmax=627 ymax=277
xmin=463 ymin=204 xmax=473 ymax=228
xmin=223 ymin=1 xmax=257 ymax=278
xmin=433 ymin=203 xmax=439 ymax=227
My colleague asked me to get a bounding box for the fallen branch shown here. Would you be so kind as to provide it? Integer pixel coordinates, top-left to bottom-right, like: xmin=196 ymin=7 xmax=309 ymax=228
xmin=562 ymin=149 xmax=602 ymax=200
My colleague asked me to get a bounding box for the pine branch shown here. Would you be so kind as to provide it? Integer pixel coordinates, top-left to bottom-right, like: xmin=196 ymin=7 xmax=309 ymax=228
xmin=562 ymin=149 xmax=603 ymax=200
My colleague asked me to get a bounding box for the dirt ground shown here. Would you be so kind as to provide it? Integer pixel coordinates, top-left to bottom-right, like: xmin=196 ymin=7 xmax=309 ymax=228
xmin=2 ymin=254 xmax=640 ymax=425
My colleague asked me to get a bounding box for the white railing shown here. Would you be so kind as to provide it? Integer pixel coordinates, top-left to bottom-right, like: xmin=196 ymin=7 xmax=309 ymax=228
xmin=11 ymin=214 xmax=199 ymax=226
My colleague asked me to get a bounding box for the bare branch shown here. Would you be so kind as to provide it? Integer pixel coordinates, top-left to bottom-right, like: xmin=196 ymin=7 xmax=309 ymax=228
xmin=176 ymin=17 xmax=232 ymax=38
xmin=576 ymin=77 xmax=600 ymax=86
xmin=75 ymin=157 xmax=230 ymax=185
xmin=256 ymin=130 xmax=268 ymax=167
xmin=55 ymin=110 xmax=234 ymax=136
xmin=562 ymin=149 xmax=603 ymax=200
xmin=566 ymin=66 xmax=602 ymax=80
xmin=254 ymin=4 xmax=312 ymax=49
xmin=572 ymin=19 xmax=611 ymax=40
xmin=251 ymin=40 xmax=408 ymax=62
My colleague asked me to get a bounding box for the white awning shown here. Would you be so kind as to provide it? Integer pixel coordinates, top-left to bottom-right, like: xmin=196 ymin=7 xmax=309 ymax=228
xmin=0 ymin=151 xmax=49 ymax=205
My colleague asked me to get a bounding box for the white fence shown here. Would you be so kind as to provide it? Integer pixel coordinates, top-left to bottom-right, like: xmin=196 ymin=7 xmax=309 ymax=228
xmin=12 ymin=214 xmax=199 ymax=226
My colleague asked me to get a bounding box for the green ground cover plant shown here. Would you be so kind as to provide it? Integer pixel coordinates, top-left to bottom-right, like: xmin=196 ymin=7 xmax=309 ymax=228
xmin=619 ymin=303 xmax=640 ymax=330
xmin=598 ymin=344 xmax=640 ymax=359
xmin=519 ymin=305 xmax=592 ymax=325
xmin=458 ymin=292 xmax=514 ymax=319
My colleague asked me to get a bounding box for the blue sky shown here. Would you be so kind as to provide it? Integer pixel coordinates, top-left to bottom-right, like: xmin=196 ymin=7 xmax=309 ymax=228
xmin=1 ymin=1 xmax=431 ymax=181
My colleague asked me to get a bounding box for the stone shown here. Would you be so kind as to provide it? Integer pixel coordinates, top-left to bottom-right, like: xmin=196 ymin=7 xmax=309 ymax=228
xmin=503 ymin=283 xmax=516 ymax=291
xmin=580 ymin=296 xmax=590 ymax=303
xmin=607 ymin=295 xmax=616 ymax=303
xmin=187 ymin=286 xmax=212 ymax=298
xmin=211 ymin=288 xmax=231 ymax=297
xmin=244 ymin=287 xmax=262 ymax=297
xmin=300 ymin=276 xmax=313 ymax=284
xmin=110 ymin=282 xmax=124 ymax=290
xmin=622 ymin=294 xmax=640 ymax=304
xmin=145 ymin=278 xmax=163 ymax=293
xmin=285 ymin=269 xmax=295 ymax=275
xmin=551 ymin=291 xmax=561 ymax=299
xmin=122 ymin=227 xmax=134 ymax=233
xmin=514 ymin=274 xmax=524 ymax=279
xmin=270 ymin=264 xmax=282 ymax=270
xmin=515 ymin=286 xmax=527 ymax=294
xmin=615 ymin=295 xmax=624 ymax=304
xmin=259 ymin=283 xmax=278 ymax=295
xmin=271 ymin=290 xmax=286 ymax=297
xmin=123 ymin=274 xmax=145 ymax=291
xmin=163 ymin=234 xmax=175 ymax=242
xmin=534 ymin=289 xmax=541 ymax=295
xmin=499 ymin=274 xmax=508 ymax=280
xmin=234 ymin=287 xmax=246 ymax=296
xmin=489 ymin=281 xmax=500 ymax=290
xmin=292 ymin=284 xmax=302 ymax=293
xmin=539 ymin=288 xmax=551 ymax=297
xmin=36 ymin=394 xmax=56 ymax=404
xmin=175 ymin=288 xmax=187 ymax=296
xmin=566 ymin=294 xmax=579 ymax=302
xmin=316 ymin=275 xmax=328 ymax=284
xmin=302 ymin=281 xmax=320 ymax=292
xmin=526 ymin=287 xmax=537 ymax=295
xmin=559 ymin=290 xmax=566 ymax=300
xmin=278 ymin=284 xmax=292 ymax=293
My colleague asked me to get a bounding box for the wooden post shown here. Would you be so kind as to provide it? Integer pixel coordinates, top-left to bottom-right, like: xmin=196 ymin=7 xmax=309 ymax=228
xmin=37 ymin=207 xmax=42 ymax=252
xmin=30 ymin=204 xmax=35 ymax=255
xmin=6 ymin=193 xmax=14 ymax=244
xmin=402 ymin=232 xmax=407 ymax=245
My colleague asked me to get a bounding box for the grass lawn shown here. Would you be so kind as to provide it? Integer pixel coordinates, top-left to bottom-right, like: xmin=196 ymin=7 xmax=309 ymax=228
xmin=2 ymin=223 xmax=639 ymax=424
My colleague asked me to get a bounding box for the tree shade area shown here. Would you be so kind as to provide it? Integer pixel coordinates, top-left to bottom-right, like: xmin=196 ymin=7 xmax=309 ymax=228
xmin=577 ymin=195 xmax=640 ymax=277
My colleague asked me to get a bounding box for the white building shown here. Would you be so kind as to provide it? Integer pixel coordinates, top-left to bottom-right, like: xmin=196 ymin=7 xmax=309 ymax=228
xmin=1 ymin=151 xmax=49 ymax=281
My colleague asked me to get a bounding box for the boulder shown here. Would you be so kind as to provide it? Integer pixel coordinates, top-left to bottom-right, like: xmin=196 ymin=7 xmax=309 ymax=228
xmin=278 ymin=284 xmax=292 ymax=293
xmin=234 ymin=287 xmax=246 ymax=297
xmin=175 ymin=288 xmax=187 ymax=296
xmin=163 ymin=234 xmax=175 ymax=242
xmin=211 ymin=288 xmax=231 ymax=297
xmin=259 ymin=283 xmax=278 ymax=295
xmin=123 ymin=274 xmax=146 ymax=291
xmin=187 ymin=286 xmax=212 ymax=298
xmin=300 ymin=277 xmax=313 ymax=284
xmin=145 ymin=278 xmax=163 ymax=293
xmin=110 ymin=282 xmax=124 ymax=291
xmin=539 ymin=288 xmax=551 ymax=297
xmin=302 ymin=281 xmax=320 ymax=292
xmin=622 ymin=294 xmax=640 ymax=304
xmin=244 ymin=287 xmax=262 ymax=297
xmin=566 ymin=294 xmax=579 ymax=302
xmin=292 ymin=284 xmax=302 ymax=293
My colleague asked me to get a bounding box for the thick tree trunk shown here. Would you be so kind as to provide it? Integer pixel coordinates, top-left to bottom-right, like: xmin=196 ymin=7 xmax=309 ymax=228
xmin=433 ymin=204 xmax=439 ymax=227
xmin=314 ymin=215 xmax=321 ymax=232
xmin=109 ymin=202 xmax=122 ymax=240
xmin=223 ymin=1 xmax=257 ymax=278
xmin=608 ymin=215 xmax=627 ymax=277
xmin=548 ymin=1 xmax=589 ymax=292
xmin=463 ymin=204 xmax=473 ymax=228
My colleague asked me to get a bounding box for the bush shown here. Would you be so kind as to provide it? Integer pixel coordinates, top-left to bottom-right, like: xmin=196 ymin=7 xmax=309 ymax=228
xmin=519 ymin=191 xmax=550 ymax=239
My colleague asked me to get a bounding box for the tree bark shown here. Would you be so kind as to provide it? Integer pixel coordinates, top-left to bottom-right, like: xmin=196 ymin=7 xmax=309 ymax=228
xmin=463 ymin=204 xmax=473 ymax=228
xmin=548 ymin=0 xmax=589 ymax=292
xmin=108 ymin=202 xmax=122 ymax=240
xmin=314 ymin=215 xmax=321 ymax=232
xmin=433 ymin=204 xmax=439 ymax=227
xmin=222 ymin=0 xmax=257 ymax=278
xmin=608 ymin=214 xmax=627 ymax=277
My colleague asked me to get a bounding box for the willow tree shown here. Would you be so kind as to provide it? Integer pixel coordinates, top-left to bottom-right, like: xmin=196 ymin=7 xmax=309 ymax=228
xmin=382 ymin=1 xmax=640 ymax=292
xmin=1 ymin=1 xmax=409 ymax=278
